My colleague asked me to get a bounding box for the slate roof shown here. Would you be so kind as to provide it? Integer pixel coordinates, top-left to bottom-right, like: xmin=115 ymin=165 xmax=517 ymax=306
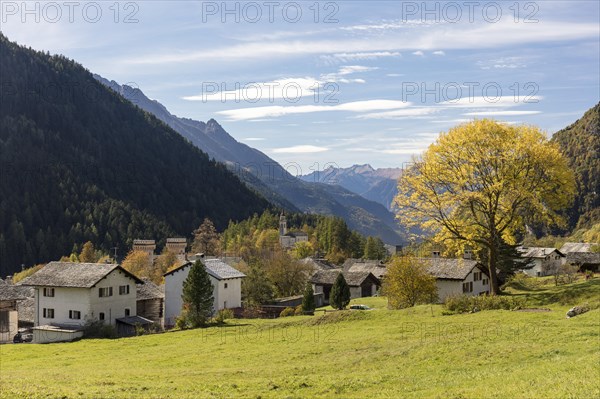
xmin=164 ymin=258 xmax=246 ymax=280
xmin=347 ymin=263 xmax=388 ymax=279
xmin=560 ymin=242 xmax=593 ymax=254
xmin=566 ymin=252 xmax=600 ymax=265
xmin=419 ymin=258 xmax=484 ymax=280
xmin=518 ymin=247 xmax=564 ymax=259
xmin=136 ymin=278 xmax=164 ymax=301
xmin=19 ymin=262 xmax=144 ymax=288
xmin=283 ymin=231 xmax=308 ymax=237
xmin=310 ymin=270 xmax=379 ymax=286
xmin=17 ymin=296 xmax=35 ymax=324
xmin=301 ymin=258 xmax=337 ymax=271
xmin=0 ymin=285 xmax=28 ymax=301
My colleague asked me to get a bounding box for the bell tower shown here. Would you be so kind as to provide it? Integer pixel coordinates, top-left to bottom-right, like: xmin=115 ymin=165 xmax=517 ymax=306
xmin=279 ymin=212 xmax=287 ymax=236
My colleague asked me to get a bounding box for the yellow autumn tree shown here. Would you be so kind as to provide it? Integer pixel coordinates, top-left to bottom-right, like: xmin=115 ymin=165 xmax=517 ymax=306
xmin=382 ymin=256 xmax=438 ymax=308
xmin=121 ymin=250 xmax=151 ymax=279
xmin=394 ymin=120 xmax=575 ymax=294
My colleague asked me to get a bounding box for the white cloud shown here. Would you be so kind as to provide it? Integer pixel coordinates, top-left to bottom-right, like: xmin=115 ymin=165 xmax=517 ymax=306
xmin=463 ymin=110 xmax=542 ymax=116
xmin=272 ymin=145 xmax=329 ymax=153
xmin=433 ymin=51 xmax=446 ymax=56
xmin=322 ymin=51 xmax=401 ymax=62
xmin=244 ymin=137 xmax=266 ymax=141
xmin=217 ymin=99 xmax=411 ymax=121
xmin=357 ymin=107 xmax=438 ymax=119
xmin=439 ymin=96 xmax=543 ymax=108
xmin=412 ymin=51 xmax=425 ymax=56
xmin=122 ymin=20 xmax=599 ymax=64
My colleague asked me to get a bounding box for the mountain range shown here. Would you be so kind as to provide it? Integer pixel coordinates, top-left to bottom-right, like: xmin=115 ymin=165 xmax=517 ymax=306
xmin=300 ymin=164 xmax=402 ymax=211
xmin=94 ymin=76 xmax=405 ymax=245
xmin=0 ymin=34 xmax=269 ymax=276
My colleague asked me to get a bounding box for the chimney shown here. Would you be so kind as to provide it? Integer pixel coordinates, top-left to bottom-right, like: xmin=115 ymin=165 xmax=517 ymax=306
xmin=431 ymin=244 xmax=441 ymax=258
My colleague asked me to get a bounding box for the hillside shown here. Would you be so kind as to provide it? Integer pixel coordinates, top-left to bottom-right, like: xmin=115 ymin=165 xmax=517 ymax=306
xmin=0 ymin=34 xmax=270 ymax=276
xmin=2 ymin=279 xmax=598 ymax=398
xmin=301 ymin=164 xmax=402 ymax=210
xmin=95 ymin=77 xmax=404 ymax=244
xmin=552 ymin=102 xmax=600 ymax=229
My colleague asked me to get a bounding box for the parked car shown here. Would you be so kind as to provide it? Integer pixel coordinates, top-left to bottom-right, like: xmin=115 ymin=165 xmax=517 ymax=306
xmin=349 ymin=304 xmax=372 ymax=310
xmin=13 ymin=329 xmax=33 ymax=343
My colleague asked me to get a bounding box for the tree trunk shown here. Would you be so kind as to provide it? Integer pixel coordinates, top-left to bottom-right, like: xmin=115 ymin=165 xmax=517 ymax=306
xmin=487 ymin=244 xmax=500 ymax=295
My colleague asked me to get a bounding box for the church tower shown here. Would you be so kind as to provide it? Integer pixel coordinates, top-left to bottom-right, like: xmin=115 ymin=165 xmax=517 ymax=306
xmin=279 ymin=212 xmax=287 ymax=236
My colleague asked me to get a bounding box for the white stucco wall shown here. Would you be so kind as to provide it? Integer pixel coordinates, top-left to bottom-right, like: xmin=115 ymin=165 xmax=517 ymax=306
xmin=522 ymin=259 xmax=543 ymax=277
xmin=436 ymin=268 xmax=490 ymax=302
xmin=34 ymin=269 xmax=137 ymax=327
xmin=35 ymin=287 xmax=91 ymax=327
xmin=88 ymin=269 xmax=137 ymax=325
xmin=164 ymin=264 xmax=244 ymax=327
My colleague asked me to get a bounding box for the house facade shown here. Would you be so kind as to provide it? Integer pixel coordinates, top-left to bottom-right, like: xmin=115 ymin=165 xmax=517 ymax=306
xmin=518 ymin=247 xmax=565 ymax=277
xmin=20 ymin=262 xmax=144 ymax=343
xmin=421 ymin=258 xmax=490 ymax=302
xmin=310 ymin=270 xmax=380 ymax=306
xmin=163 ymin=257 xmax=245 ymax=328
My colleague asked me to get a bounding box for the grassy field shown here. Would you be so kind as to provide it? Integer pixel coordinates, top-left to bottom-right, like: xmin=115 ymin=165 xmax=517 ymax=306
xmin=1 ymin=278 xmax=599 ymax=399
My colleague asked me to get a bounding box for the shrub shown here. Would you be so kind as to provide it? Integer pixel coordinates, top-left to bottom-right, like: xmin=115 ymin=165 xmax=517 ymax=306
xmin=294 ymin=305 xmax=304 ymax=316
xmin=501 ymin=273 xmax=542 ymax=290
xmin=444 ymin=294 xmax=526 ymax=314
xmin=214 ymin=308 xmax=234 ymax=324
xmin=83 ymin=320 xmax=117 ymax=339
xmin=279 ymin=307 xmax=295 ymax=317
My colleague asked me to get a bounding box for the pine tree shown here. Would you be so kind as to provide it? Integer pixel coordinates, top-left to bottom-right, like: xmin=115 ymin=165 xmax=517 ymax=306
xmin=329 ymin=273 xmax=351 ymax=310
xmin=302 ymin=282 xmax=316 ymax=314
xmin=182 ymin=260 xmax=214 ymax=327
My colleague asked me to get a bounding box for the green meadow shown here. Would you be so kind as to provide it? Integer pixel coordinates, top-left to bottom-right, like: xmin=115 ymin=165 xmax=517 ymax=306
xmin=1 ymin=278 xmax=599 ymax=399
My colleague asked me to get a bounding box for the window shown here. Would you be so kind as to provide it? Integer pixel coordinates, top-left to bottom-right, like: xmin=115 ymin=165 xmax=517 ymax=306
xmin=69 ymin=310 xmax=81 ymax=320
xmin=223 ymin=301 xmax=227 ymax=309
xmin=473 ymin=272 xmax=482 ymax=281
xmin=43 ymin=287 xmax=55 ymax=297
xmin=99 ymin=312 xmax=105 ymax=320
xmin=119 ymin=285 xmax=130 ymax=295
xmin=462 ymin=282 xmax=473 ymax=293
xmin=124 ymin=308 xmax=130 ymax=317
xmin=43 ymin=308 xmax=55 ymax=318
xmin=224 ymin=283 xmax=228 ymax=289
xmin=482 ymin=278 xmax=488 ymax=286
xmin=99 ymin=287 xmax=113 ymax=297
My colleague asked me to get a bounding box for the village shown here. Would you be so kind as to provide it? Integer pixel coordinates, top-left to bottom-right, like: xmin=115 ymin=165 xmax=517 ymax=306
xmin=1 ymin=212 xmax=598 ymax=345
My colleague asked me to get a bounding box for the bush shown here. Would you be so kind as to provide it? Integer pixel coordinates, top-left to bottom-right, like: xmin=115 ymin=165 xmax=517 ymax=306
xmin=501 ymin=273 xmax=542 ymax=290
xmin=444 ymin=294 xmax=526 ymax=314
xmin=294 ymin=305 xmax=304 ymax=316
xmin=214 ymin=308 xmax=234 ymax=324
xmin=279 ymin=307 xmax=295 ymax=317
xmin=83 ymin=320 xmax=117 ymax=339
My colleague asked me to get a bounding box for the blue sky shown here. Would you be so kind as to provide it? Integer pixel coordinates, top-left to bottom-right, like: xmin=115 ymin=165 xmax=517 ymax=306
xmin=2 ymin=1 xmax=599 ymax=172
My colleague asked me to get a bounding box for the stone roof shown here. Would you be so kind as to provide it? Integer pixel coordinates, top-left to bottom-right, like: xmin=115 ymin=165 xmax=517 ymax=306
xmin=283 ymin=231 xmax=308 ymax=237
xmin=301 ymin=258 xmax=337 ymax=271
xmin=19 ymin=262 xmax=144 ymax=288
xmin=310 ymin=270 xmax=379 ymax=286
xmin=347 ymin=263 xmax=388 ymax=279
xmin=560 ymin=242 xmax=593 ymax=254
xmin=17 ymin=297 xmax=35 ymax=323
xmin=136 ymin=278 xmax=164 ymax=301
xmin=0 ymin=284 xmax=29 ymax=301
xmin=164 ymin=258 xmax=246 ymax=280
xmin=419 ymin=258 xmax=484 ymax=280
xmin=566 ymin=252 xmax=600 ymax=265
xmin=518 ymin=247 xmax=564 ymax=259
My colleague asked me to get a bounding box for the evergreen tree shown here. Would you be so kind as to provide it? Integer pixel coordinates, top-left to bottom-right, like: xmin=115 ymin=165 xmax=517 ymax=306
xmin=301 ymin=282 xmax=316 ymax=314
xmin=329 ymin=273 xmax=351 ymax=310
xmin=182 ymin=260 xmax=214 ymax=327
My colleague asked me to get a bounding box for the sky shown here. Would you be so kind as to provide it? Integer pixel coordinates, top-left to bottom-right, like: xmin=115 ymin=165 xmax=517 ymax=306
xmin=2 ymin=0 xmax=599 ymax=172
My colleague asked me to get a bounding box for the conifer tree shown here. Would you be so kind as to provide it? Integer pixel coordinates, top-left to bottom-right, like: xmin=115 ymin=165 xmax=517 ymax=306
xmin=302 ymin=282 xmax=316 ymax=314
xmin=329 ymin=273 xmax=351 ymax=310
xmin=182 ymin=260 xmax=214 ymax=327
